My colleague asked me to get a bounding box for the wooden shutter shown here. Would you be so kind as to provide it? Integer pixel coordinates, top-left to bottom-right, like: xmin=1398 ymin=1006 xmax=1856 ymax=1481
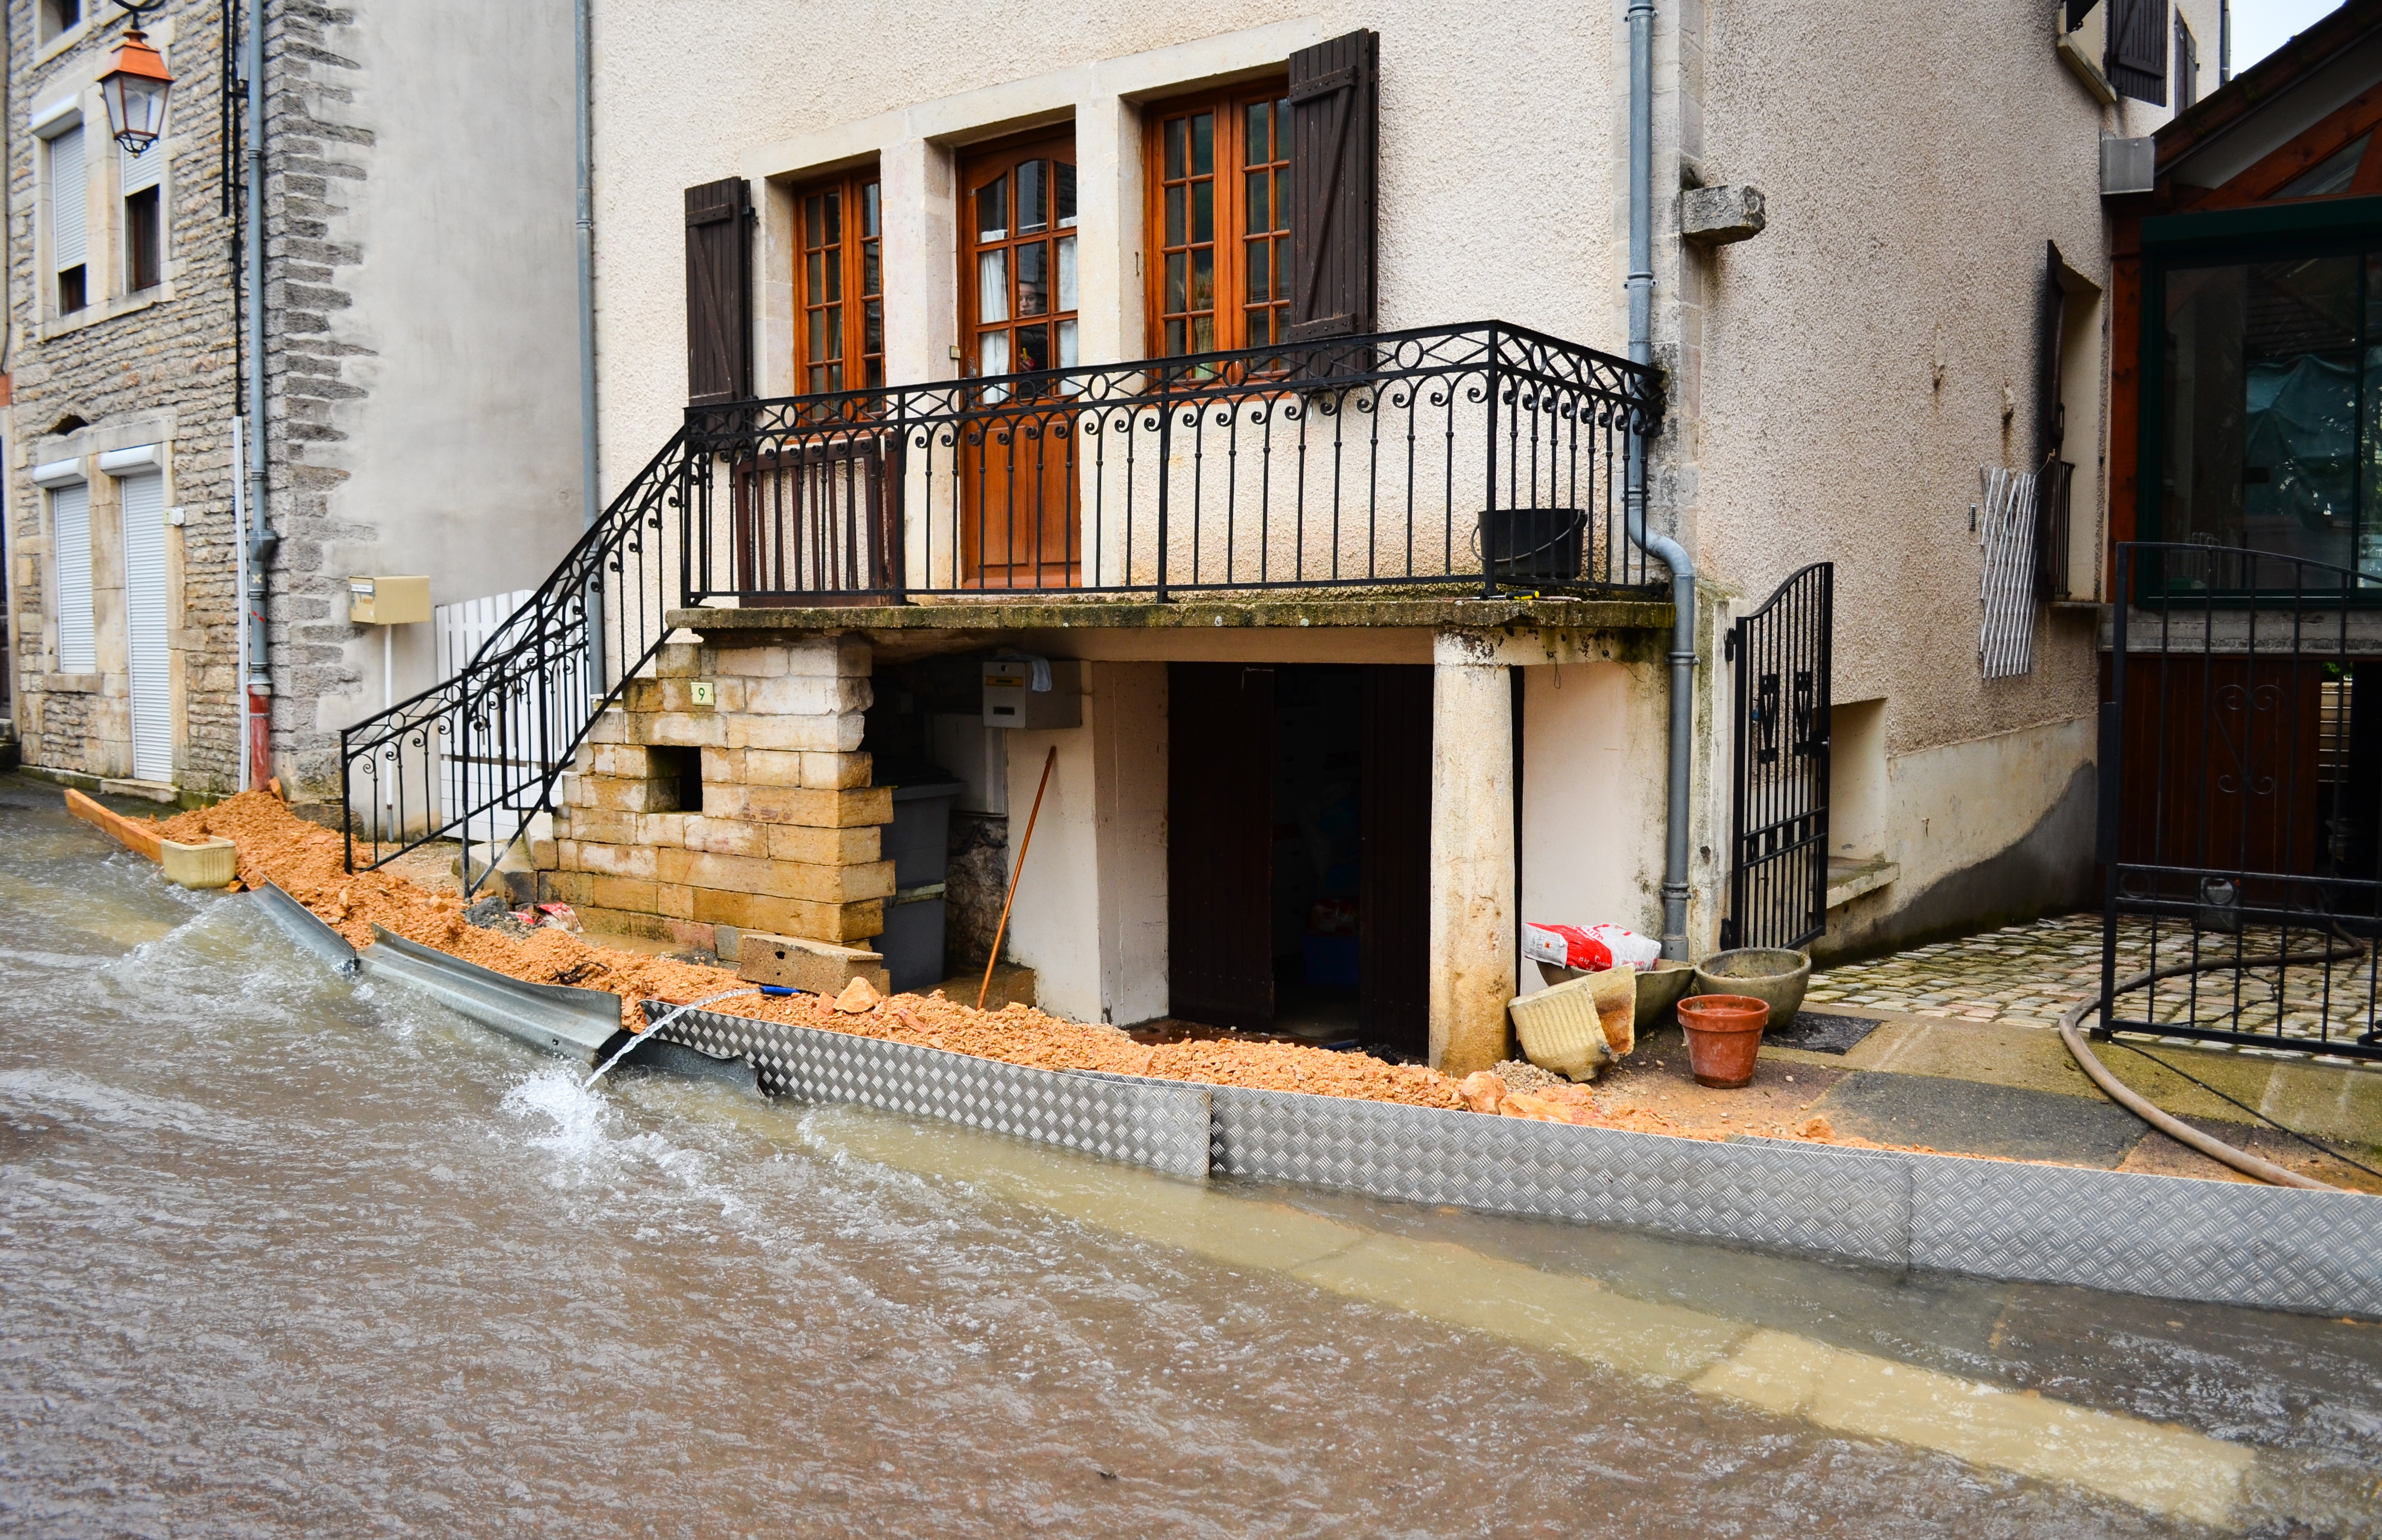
xmin=686 ymin=177 xmax=753 ymax=405
xmin=1285 ymin=29 xmax=1378 ymax=343
xmin=1168 ymin=663 xmax=1275 ymax=1030
xmin=2106 ymin=0 xmax=2169 ymax=106
xmin=51 ymin=125 xmax=86 ymax=273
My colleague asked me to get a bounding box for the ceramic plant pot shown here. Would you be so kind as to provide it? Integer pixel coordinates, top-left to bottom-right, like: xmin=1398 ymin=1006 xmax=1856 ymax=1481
xmin=1692 ymin=947 xmax=1812 ymax=1033
xmin=1631 ymin=958 xmax=1697 ymax=1034
xmin=1675 ymin=993 xmax=1771 ymax=1088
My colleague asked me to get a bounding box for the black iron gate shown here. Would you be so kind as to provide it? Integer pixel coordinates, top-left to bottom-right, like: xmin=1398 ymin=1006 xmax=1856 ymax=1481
xmin=2098 ymin=543 xmax=2382 ymax=1059
xmin=1723 ymin=563 xmax=1834 ymax=951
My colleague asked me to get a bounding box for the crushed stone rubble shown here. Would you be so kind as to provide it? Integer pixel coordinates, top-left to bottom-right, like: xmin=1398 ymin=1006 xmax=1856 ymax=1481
xmin=143 ymin=791 xmax=1869 ymax=1142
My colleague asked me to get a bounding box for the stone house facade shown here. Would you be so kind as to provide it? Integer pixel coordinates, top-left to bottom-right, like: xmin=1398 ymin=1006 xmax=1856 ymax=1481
xmin=3 ymin=0 xmax=583 ymax=802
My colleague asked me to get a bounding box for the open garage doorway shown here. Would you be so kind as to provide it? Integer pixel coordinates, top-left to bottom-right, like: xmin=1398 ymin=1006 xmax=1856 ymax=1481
xmin=1167 ymin=662 xmax=1430 ymax=1056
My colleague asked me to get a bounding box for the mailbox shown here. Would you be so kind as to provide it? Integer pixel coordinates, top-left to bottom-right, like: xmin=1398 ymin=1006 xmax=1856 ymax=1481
xmin=982 ymin=656 xmax=1082 ymax=729
xmin=349 ymin=575 xmax=431 ymax=626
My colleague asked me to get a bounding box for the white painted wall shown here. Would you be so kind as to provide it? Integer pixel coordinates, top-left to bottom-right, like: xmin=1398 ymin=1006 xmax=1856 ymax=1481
xmin=1518 ymin=660 xmax=1670 ymax=974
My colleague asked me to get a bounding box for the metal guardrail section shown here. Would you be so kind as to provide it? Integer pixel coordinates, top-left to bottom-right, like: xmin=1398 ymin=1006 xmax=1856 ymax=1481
xmin=364 ymin=927 xmax=628 ymax=1061
xmin=255 ymin=881 xmax=359 ymax=972
xmin=647 ymin=1003 xmax=1214 ymax=1180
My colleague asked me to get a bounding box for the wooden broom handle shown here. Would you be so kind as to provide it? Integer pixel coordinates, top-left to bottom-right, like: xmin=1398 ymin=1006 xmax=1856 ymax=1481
xmin=978 ymin=745 xmax=1057 ymax=1012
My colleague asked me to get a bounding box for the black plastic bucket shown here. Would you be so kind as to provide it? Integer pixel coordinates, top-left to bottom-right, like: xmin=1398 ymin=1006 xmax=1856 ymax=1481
xmin=1477 ymin=508 xmax=1586 ymax=583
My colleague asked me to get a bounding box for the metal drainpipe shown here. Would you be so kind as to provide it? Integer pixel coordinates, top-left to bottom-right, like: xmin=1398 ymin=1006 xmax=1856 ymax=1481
xmin=1625 ymin=0 xmax=1698 ymax=962
xmin=242 ymin=0 xmax=275 ymax=788
xmin=574 ymin=0 xmax=602 ymax=691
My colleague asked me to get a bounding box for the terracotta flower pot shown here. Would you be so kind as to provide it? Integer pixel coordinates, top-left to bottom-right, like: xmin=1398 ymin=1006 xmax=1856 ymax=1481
xmin=1675 ymin=993 xmax=1771 ymax=1088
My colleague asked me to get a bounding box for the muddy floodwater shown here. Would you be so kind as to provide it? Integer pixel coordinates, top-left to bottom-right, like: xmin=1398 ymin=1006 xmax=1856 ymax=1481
xmin=1 ymin=781 xmax=2378 ymax=1538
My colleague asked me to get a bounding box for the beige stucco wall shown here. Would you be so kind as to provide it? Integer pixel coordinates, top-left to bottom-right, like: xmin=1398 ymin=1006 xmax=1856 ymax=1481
xmin=585 ymin=0 xmax=2228 ymax=967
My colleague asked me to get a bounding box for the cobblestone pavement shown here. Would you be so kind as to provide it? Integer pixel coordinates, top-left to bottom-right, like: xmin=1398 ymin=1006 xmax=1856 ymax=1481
xmin=1810 ymin=912 xmax=2381 ymax=1057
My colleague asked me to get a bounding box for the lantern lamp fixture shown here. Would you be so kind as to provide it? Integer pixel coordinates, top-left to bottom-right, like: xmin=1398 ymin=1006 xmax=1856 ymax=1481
xmin=98 ymin=0 xmax=174 ymax=156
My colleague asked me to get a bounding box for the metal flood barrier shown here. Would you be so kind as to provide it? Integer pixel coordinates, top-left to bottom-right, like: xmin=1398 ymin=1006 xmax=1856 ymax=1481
xmin=249 ymin=895 xmax=2380 ymax=1317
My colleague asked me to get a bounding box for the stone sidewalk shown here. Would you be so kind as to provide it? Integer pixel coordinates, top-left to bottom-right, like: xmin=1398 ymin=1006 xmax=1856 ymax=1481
xmin=1809 ymin=912 xmax=2381 ymax=1058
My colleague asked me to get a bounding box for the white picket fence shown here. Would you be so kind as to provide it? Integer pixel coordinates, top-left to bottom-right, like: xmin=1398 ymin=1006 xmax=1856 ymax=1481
xmin=435 ymin=590 xmax=538 ymax=848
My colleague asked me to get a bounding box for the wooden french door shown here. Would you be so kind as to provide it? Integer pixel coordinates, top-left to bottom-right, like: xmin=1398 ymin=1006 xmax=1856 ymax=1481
xmin=1168 ymin=663 xmax=1275 ymax=1029
xmin=957 ymin=132 xmax=1081 ymax=589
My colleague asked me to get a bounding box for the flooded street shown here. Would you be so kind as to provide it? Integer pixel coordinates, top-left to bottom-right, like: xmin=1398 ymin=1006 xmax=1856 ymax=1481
xmin=1 ymin=781 xmax=2378 ymax=1538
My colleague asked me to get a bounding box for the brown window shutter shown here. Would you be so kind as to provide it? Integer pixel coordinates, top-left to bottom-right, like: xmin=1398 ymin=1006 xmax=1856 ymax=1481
xmin=2106 ymin=0 xmax=2169 ymax=106
xmin=686 ymin=177 xmax=754 ymax=405
xmin=1285 ymin=29 xmax=1378 ymax=343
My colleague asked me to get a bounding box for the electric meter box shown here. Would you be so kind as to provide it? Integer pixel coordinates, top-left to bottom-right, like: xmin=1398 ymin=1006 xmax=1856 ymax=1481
xmin=348 ymin=574 xmax=431 ymax=626
xmin=982 ymin=657 xmax=1083 ymax=729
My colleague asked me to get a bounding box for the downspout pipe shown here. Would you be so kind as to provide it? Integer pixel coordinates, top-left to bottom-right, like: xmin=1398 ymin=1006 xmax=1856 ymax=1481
xmin=1624 ymin=0 xmax=1698 ymax=962
xmin=242 ymin=0 xmax=274 ymax=788
xmin=574 ymin=0 xmax=602 ymax=693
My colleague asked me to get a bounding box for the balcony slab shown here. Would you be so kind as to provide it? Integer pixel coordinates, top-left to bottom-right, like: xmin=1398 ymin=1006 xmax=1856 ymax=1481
xmin=670 ymin=592 xmax=1671 ymax=641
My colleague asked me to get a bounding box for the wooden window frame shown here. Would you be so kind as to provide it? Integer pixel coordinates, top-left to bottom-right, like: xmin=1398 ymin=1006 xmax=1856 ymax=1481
xmin=1142 ymin=80 xmax=1291 ymax=360
xmin=791 ymin=168 xmax=883 ymax=396
xmin=957 ymin=130 xmax=1078 ymax=392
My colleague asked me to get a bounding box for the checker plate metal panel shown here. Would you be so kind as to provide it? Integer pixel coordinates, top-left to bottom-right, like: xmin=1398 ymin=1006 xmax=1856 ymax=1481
xmin=1208 ymin=1085 xmax=1914 ymax=1267
xmin=1909 ymin=1154 xmax=2382 ymax=1316
xmin=647 ymin=1004 xmax=1212 ymax=1179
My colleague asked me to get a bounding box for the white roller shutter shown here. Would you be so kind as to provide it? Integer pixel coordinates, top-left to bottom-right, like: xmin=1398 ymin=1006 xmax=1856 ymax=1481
xmin=120 ymin=135 xmax=163 ymax=196
xmin=52 ymin=482 xmax=95 ymax=673
xmin=119 ymin=470 xmax=173 ymax=783
xmin=51 ymin=125 xmax=85 ymax=272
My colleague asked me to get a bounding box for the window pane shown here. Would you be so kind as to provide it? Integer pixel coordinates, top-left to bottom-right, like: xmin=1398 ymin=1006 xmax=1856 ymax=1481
xmin=1165 ymin=251 xmax=1186 ymax=314
xmin=1056 ymin=162 xmax=1076 ymax=228
xmin=1056 ymin=234 xmax=1077 ymax=312
xmin=1018 ymin=159 xmax=1048 ymax=234
xmin=1057 ymin=317 xmax=1078 ymax=370
xmin=863 ymin=180 xmax=880 ymax=237
xmin=823 ymin=188 xmax=841 ymax=247
xmin=1191 ymin=314 xmax=1214 ymax=352
xmin=1017 ymin=240 xmax=1048 ymax=316
xmin=1191 ymin=247 xmax=1213 ymax=311
xmin=864 ymin=298 xmax=883 ymax=357
xmin=1166 ymin=317 xmax=1186 ymax=355
xmin=980 ymin=328 xmax=1010 ymax=378
xmin=862 ymin=239 xmax=880 ymax=298
xmin=827 ymin=362 xmax=842 ymax=392
xmin=1248 ymin=308 xmax=1271 ymax=346
xmin=2162 ymin=257 xmax=2360 ymax=570
xmin=979 ymin=249 xmax=1009 ymax=323
xmin=824 ymin=249 xmax=842 ymax=302
xmin=1191 ymin=112 xmax=1212 ymax=177
xmin=1246 ymin=170 xmax=1270 ymax=234
xmin=1165 ymin=117 xmax=1186 ymax=181
xmin=805 ymin=194 xmax=824 ymax=248
xmin=1016 ymin=321 xmax=1049 ymax=372
xmin=807 ymin=304 xmax=826 ymax=361
xmin=824 ymin=305 xmax=842 ymax=361
xmin=808 ymin=364 xmax=827 ymax=394
xmin=976 ymin=174 xmax=1007 ymax=240
xmin=1246 ymin=101 xmax=1269 ymax=165
xmin=866 ymin=357 xmax=884 ymax=388
xmin=1165 ymin=184 xmax=1185 ymax=247
xmin=807 ymin=250 xmax=825 ymax=305
xmin=1192 ymin=180 xmax=1213 ymax=244
xmin=1247 ymin=238 xmax=1269 ymax=305
xmin=1275 ymin=236 xmax=1289 ymax=301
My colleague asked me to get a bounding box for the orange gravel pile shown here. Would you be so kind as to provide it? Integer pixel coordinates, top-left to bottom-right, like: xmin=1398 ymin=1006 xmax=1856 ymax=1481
xmin=146 ymin=792 xmax=1468 ymax=1110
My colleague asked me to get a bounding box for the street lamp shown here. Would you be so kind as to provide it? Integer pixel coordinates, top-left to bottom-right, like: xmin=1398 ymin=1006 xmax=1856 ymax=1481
xmin=98 ymin=2 xmax=174 ymax=156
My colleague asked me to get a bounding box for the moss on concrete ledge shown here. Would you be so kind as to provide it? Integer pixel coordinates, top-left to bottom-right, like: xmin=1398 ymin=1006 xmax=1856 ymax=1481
xmin=668 ymin=590 xmax=1673 ymax=637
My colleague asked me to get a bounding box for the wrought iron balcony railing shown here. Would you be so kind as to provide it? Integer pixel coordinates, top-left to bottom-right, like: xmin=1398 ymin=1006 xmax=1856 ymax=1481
xmin=338 ymin=321 xmax=1663 ymax=884
xmin=684 ymin=320 xmax=1663 ymax=602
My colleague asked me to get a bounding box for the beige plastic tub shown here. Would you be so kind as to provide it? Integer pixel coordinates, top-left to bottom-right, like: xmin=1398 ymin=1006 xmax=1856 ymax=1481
xmin=1508 ymin=966 xmax=1638 ymax=1081
xmin=159 ymin=836 xmax=237 ymax=890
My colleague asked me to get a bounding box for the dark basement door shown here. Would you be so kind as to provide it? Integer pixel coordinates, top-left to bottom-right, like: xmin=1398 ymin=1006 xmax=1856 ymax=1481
xmin=1166 ymin=662 xmax=1430 ymax=1050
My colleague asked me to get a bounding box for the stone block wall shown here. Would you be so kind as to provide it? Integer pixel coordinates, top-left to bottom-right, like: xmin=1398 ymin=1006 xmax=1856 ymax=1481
xmin=544 ymin=634 xmax=895 ymax=950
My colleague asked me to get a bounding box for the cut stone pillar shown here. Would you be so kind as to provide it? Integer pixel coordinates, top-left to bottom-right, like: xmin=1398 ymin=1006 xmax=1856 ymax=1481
xmin=546 ymin=632 xmax=893 ymax=949
xmin=1428 ymin=632 xmax=1516 ymax=1076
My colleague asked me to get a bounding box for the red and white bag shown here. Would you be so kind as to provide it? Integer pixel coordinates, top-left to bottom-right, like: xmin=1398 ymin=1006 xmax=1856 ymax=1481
xmin=1521 ymin=921 xmax=1662 ymax=974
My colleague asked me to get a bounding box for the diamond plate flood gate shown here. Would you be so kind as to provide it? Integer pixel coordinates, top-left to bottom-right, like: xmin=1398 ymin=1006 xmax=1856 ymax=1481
xmin=251 ymin=903 xmax=2379 ymax=1316
xmin=645 ymin=1003 xmax=1214 ymax=1180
